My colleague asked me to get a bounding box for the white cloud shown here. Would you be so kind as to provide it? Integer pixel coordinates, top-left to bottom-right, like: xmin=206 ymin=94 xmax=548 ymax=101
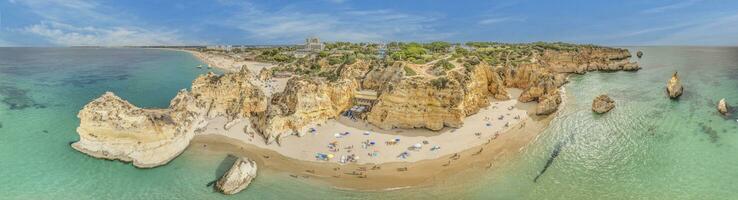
xmin=23 ymin=21 xmax=184 ymax=46
xmin=641 ymin=0 xmax=701 ymax=14
xmin=222 ymin=2 xmax=452 ymax=43
xmin=478 ymin=17 xmax=517 ymax=25
xmin=13 ymin=0 xmax=191 ymax=46
xmin=650 ymin=13 xmax=738 ymax=45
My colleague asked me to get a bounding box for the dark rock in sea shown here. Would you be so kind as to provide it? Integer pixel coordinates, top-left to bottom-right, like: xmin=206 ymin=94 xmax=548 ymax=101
xmin=42 ymin=130 xmax=49 ymax=133
xmin=636 ymin=51 xmax=643 ymax=58
xmin=0 ymin=122 xmax=3 ymax=128
xmin=592 ymin=94 xmax=615 ymax=114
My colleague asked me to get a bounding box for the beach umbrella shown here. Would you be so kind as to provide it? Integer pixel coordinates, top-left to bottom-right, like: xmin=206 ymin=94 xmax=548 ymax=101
xmin=327 ymin=154 xmax=335 ymax=159
xmin=413 ymin=143 xmax=422 ymax=148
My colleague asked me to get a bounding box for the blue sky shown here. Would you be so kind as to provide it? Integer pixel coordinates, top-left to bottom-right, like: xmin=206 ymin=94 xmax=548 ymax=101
xmin=1 ymin=0 xmax=738 ymax=46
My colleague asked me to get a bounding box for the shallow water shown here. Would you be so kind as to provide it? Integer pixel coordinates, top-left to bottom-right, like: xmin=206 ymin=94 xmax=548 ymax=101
xmin=1 ymin=47 xmax=737 ymax=199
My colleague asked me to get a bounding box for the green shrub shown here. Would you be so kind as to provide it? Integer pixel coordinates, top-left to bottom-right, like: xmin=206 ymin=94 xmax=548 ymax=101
xmin=404 ymin=66 xmax=417 ymax=76
xmin=430 ymin=77 xmax=450 ymax=89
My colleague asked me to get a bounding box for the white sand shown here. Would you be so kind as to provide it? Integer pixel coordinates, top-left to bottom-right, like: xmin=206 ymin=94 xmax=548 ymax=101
xmin=197 ymin=97 xmax=531 ymax=165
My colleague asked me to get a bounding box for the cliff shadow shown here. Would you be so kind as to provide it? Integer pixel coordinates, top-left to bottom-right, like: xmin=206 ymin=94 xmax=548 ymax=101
xmin=206 ymin=154 xmax=239 ymax=190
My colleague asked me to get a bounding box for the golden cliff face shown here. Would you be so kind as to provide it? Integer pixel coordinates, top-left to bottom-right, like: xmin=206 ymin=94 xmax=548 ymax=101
xmin=191 ymin=68 xmax=268 ymax=120
xmin=367 ymin=64 xmax=507 ymax=130
xmin=254 ymin=77 xmax=357 ymax=143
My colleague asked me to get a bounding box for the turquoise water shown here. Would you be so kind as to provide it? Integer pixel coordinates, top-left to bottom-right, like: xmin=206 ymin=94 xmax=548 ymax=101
xmin=1 ymin=47 xmax=737 ymax=199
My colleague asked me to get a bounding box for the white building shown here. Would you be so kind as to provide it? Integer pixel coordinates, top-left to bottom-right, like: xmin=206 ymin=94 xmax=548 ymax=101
xmin=305 ymin=37 xmax=324 ymax=51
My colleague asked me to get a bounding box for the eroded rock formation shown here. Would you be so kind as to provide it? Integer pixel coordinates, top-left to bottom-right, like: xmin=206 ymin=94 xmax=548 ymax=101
xmin=592 ymin=95 xmax=615 ymax=114
xmin=72 ymin=90 xmax=205 ymax=168
xmin=666 ymin=72 xmax=683 ymax=99
xmin=718 ymin=98 xmax=729 ymax=115
xmin=367 ymin=63 xmax=506 ymax=130
xmin=215 ymin=157 xmax=258 ymax=195
xmin=254 ymin=77 xmax=357 ymax=142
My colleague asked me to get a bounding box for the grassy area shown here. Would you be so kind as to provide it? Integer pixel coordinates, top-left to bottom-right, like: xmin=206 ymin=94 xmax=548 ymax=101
xmin=404 ymin=66 xmax=417 ymax=76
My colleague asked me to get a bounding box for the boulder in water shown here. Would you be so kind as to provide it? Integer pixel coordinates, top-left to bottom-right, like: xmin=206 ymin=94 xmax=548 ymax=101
xmin=636 ymin=51 xmax=643 ymax=58
xmin=666 ymin=72 xmax=683 ymax=99
xmin=592 ymin=95 xmax=615 ymax=114
xmin=718 ymin=98 xmax=729 ymax=115
xmin=215 ymin=157 xmax=258 ymax=195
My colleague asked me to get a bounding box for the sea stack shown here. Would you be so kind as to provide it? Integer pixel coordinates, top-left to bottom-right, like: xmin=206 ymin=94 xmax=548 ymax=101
xmin=718 ymin=98 xmax=729 ymax=115
xmin=666 ymin=72 xmax=683 ymax=99
xmin=215 ymin=157 xmax=258 ymax=195
xmin=592 ymin=95 xmax=615 ymax=114
xmin=637 ymin=51 xmax=643 ymax=58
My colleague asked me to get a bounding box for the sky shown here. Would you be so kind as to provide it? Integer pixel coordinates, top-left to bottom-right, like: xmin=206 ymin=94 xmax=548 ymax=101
xmin=1 ymin=0 xmax=738 ymax=46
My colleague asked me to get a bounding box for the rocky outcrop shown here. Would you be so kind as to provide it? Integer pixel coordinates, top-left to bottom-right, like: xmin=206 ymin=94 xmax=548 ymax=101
xmin=254 ymin=77 xmax=357 ymax=142
xmin=191 ymin=69 xmax=268 ymax=120
xmin=362 ymin=62 xmax=405 ymax=91
xmin=540 ymin=47 xmax=640 ymax=74
xmin=718 ymin=98 xmax=729 ymax=115
xmin=215 ymin=157 xmax=258 ymax=195
xmin=592 ymin=95 xmax=615 ymax=114
xmin=72 ymin=67 xmax=272 ymax=167
xmin=637 ymin=51 xmax=643 ymax=58
xmin=72 ymin=90 xmax=205 ymax=168
xmin=258 ymin=68 xmax=272 ymax=81
xmin=666 ymin=72 xmax=683 ymax=99
xmin=535 ymin=90 xmax=561 ymax=115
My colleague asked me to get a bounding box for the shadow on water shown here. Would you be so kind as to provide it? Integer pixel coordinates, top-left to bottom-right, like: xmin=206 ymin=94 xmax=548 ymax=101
xmin=0 ymin=85 xmax=47 ymax=110
xmin=533 ymin=140 xmax=568 ymax=183
xmin=698 ymin=122 xmax=719 ymax=143
xmin=206 ymin=155 xmax=239 ymax=190
xmin=61 ymin=74 xmax=131 ymax=87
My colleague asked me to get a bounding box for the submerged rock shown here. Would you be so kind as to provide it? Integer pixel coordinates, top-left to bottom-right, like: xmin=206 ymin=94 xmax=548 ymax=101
xmin=718 ymin=98 xmax=729 ymax=115
xmin=592 ymin=95 xmax=615 ymax=114
xmin=637 ymin=50 xmax=643 ymax=58
xmin=666 ymin=72 xmax=683 ymax=99
xmin=215 ymin=157 xmax=258 ymax=195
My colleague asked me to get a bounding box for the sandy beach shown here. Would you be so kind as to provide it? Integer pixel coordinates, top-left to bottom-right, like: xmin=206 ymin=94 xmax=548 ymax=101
xmin=183 ymin=87 xmax=561 ymax=190
xmin=197 ymin=96 xmax=530 ymax=165
xmin=189 ymin=103 xmax=553 ymax=190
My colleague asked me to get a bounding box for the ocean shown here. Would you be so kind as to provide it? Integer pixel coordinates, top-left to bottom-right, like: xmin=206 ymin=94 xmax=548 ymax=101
xmin=0 ymin=47 xmax=736 ymax=199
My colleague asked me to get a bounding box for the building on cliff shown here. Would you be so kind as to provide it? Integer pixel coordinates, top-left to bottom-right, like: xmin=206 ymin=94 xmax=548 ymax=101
xmin=292 ymin=37 xmax=325 ymax=58
xmin=305 ymin=36 xmax=324 ymax=51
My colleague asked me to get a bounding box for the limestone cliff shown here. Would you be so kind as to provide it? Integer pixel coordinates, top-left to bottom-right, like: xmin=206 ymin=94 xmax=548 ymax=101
xmin=191 ymin=68 xmax=268 ymax=120
xmin=72 ymin=90 xmax=205 ymax=168
xmin=254 ymin=77 xmax=357 ymax=143
xmin=362 ymin=62 xmax=405 ymax=91
xmin=540 ymin=47 xmax=640 ymax=74
xmin=367 ymin=63 xmax=506 ymax=130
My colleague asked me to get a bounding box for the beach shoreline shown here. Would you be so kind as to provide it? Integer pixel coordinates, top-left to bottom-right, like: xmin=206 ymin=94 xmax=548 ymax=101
xmin=188 ymin=112 xmax=554 ymax=191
